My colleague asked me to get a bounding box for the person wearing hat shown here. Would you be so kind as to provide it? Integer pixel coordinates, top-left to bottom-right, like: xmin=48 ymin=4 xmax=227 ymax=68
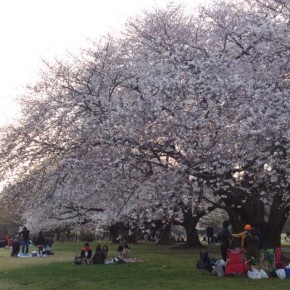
xmin=232 ymin=224 xmax=252 ymax=249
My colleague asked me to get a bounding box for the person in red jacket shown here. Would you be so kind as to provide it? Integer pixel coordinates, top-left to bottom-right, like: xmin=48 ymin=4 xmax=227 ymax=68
xmin=80 ymin=243 xmax=92 ymax=264
xmin=4 ymin=233 xmax=13 ymax=247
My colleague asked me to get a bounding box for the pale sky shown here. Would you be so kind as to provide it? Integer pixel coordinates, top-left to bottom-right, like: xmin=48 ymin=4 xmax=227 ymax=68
xmin=0 ymin=0 xmax=211 ymax=126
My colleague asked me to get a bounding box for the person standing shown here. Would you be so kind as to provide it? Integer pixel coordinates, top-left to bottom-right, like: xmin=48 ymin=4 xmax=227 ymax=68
xmin=19 ymin=226 xmax=30 ymax=255
xmin=36 ymin=231 xmax=46 ymax=256
xmin=232 ymin=224 xmax=252 ymax=249
xmin=220 ymin=220 xmax=232 ymax=261
xmin=206 ymin=226 xmax=214 ymax=245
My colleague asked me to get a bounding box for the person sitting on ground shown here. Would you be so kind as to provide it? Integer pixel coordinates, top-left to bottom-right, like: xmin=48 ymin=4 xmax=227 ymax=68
xmin=80 ymin=243 xmax=92 ymax=264
xmin=11 ymin=237 xmax=21 ymax=257
xmin=121 ymin=243 xmax=131 ymax=259
xmin=231 ymin=224 xmax=252 ymax=249
xmin=120 ymin=244 xmax=144 ymax=263
xmin=36 ymin=231 xmax=46 ymax=256
xmin=45 ymin=237 xmax=54 ymax=255
xmin=102 ymin=244 xmax=109 ymax=259
xmin=117 ymin=244 xmax=124 ymax=257
xmin=92 ymin=244 xmax=106 ymax=264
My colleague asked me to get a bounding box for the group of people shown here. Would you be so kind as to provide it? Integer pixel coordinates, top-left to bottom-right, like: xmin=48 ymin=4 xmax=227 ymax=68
xmin=10 ymin=227 xmax=54 ymax=257
xmin=77 ymin=242 xmax=133 ymax=265
xmin=79 ymin=243 xmax=109 ymax=264
xmin=10 ymin=226 xmax=30 ymax=257
xmin=220 ymin=220 xmax=262 ymax=263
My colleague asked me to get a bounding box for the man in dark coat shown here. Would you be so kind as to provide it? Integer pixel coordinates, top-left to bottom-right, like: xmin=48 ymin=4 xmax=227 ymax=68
xmin=19 ymin=226 xmax=30 ymax=254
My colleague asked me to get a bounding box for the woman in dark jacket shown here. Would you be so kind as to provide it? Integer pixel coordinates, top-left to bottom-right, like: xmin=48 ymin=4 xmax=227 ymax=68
xmin=92 ymin=244 xmax=106 ymax=264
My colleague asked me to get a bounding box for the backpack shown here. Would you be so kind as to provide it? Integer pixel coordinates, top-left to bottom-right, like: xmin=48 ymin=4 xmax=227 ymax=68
xmin=73 ymin=252 xmax=83 ymax=265
xmin=196 ymin=252 xmax=215 ymax=272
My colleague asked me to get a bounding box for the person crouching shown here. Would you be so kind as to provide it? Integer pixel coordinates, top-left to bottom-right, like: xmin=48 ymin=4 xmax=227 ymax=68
xmin=11 ymin=237 xmax=21 ymax=257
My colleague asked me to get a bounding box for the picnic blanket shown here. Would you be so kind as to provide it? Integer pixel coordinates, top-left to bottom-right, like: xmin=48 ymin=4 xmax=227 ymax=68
xmin=17 ymin=252 xmax=47 ymax=258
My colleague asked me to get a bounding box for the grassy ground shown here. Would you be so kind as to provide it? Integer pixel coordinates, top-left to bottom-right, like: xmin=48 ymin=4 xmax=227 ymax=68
xmin=0 ymin=242 xmax=290 ymax=290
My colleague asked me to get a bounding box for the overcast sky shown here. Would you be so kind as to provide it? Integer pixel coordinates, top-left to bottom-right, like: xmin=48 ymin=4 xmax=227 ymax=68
xmin=0 ymin=0 xmax=212 ymax=125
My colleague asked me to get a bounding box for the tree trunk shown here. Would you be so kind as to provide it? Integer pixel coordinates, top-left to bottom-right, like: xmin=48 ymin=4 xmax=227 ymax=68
xmin=184 ymin=225 xmax=202 ymax=247
xmin=127 ymin=232 xmax=137 ymax=243
xmin=109 ymin=224 xmax=120 ymax=243
xmin=258 ymin=222 xmax=283 ymax=248
xmin=221 ymin=186 xmax=289 ymax=249
xmin=183 ymin=211 xmax=202 ymax=248
xmin=224 ymin=205 xmax=287 ymax=248
xmin=157 ymin=223 xmax=172 ymax=244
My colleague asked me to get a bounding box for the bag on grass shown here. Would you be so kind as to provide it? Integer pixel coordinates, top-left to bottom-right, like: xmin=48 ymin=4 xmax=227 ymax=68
xmin=214 ymin=259 xmax=225 ymax=277
xmin=259 ymin=269 xmax=269 ymax=278
xmin=247 ymin=269 xmax=268 ymax=279
xmin=31 ymin=251 xmax=38 ymax=257
xmin=73 ymin=252 xmax=83 ymax=265
xmin=196 ymin=252 xmax=215 ymax=272
xmin=276 ymin=269 xmax=286 ymax=279
xmin=247 ymin=269 xmax=261 ymax=279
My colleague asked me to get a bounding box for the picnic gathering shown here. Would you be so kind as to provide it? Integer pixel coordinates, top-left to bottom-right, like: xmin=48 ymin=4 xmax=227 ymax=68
xmin=197 ymin=220 xmax=290 ymax=280
xmin=1 ymin=226 xmax=54 ymax=258
xmin=2 ymin=222 xmax=289 ymax=280
xmin=1 ymin=226 xmax=143 ymax=266
xmin=73 ymin=242 xmax=144 ymax=265
xmin=1 ymin=218 xmax=290 ymax=290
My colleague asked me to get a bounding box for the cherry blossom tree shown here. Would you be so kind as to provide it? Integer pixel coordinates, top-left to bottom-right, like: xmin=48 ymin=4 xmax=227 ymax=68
xmin=1 ymin=0 xmax=290 ymax=248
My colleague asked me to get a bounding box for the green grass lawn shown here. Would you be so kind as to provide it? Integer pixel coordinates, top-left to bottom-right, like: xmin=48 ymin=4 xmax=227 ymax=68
xmin=0 ymin=242 xmax=289 ymax=290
